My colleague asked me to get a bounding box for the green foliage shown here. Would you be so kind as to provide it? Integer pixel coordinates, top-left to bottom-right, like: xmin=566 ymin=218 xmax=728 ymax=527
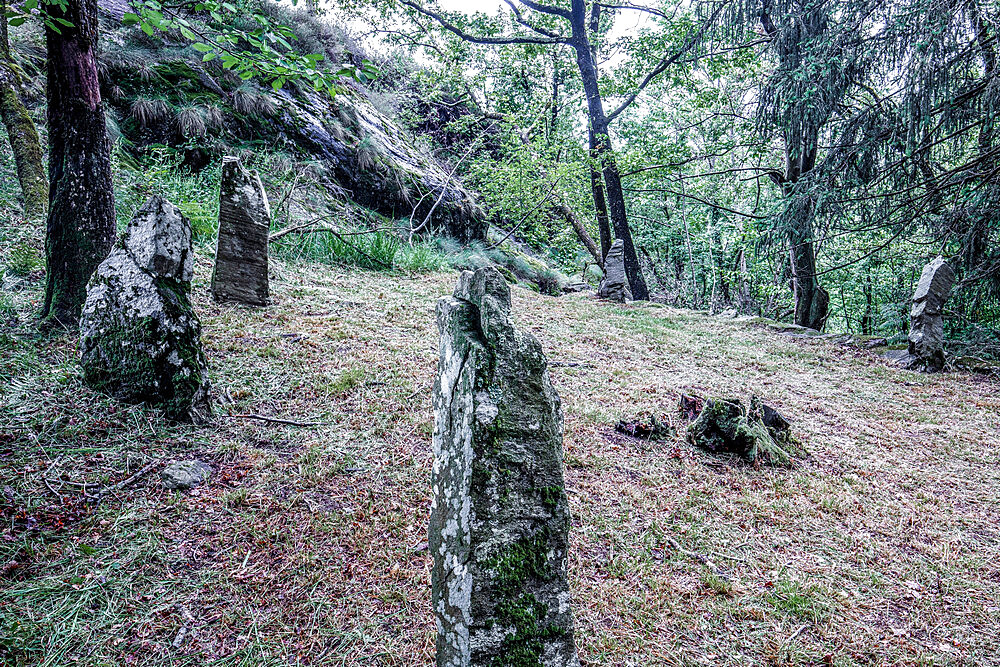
xmin=272 ymin=228 xmax=400 ymax=272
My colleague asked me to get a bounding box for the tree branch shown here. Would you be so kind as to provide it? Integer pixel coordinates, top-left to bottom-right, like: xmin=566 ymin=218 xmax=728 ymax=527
xmin=400 ymin=0 xmax=567 ymax=44
xmin=606 ymin=0 xmax=732 ymax=122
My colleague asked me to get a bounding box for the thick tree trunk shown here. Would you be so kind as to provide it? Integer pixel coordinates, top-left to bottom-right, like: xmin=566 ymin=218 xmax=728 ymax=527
xmin=787 ymin=215 xmax=828 ymax=330
xmin=41 ymin=0 xmax=116 ymax=327
xmin=0 ymin=6 xmax=47 ymax=219
xmin=570 ymin=0 xmax=648 ymax=300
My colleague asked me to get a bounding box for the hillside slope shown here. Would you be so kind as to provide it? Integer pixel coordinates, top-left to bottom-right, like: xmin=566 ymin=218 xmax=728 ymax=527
xmin=2 ymin=251 xmax=999 ymax=665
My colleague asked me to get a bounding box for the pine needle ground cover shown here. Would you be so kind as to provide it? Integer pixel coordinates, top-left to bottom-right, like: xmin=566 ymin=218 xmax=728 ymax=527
xmin=2 ymin=251 xmax=999 ymax=666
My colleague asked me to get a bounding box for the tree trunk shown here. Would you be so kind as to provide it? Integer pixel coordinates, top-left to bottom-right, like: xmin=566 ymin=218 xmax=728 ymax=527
xmin=788 ymin=215 xmax=828 ymax=330
xmin=41 ymin=0 xmax=116 ymax=327
xmin=0 ymin=4 xmax=47 ymax=219
xmin=588 ymin=126 xmax=612 ymax=259
xmin=570 ymin=0 xmax=648 ymax=300
xmin=554 ymin=200 xmax=602 ymax=267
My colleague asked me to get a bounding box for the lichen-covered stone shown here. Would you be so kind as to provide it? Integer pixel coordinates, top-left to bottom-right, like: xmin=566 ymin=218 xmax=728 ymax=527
xmin=598 ymin=240 xmax=630 ymax=303
xmin=431 ymin=266 xmax=578 ymax=667
xmin=161 ymin=460 xmax=212 ymax=489
xmin=80 ymin=196 xmax=211 ymax=423
xmin=906 ymin=256 xmax=955 ymax=372
xmin=211 ymin=156 xmax=270 ymax=306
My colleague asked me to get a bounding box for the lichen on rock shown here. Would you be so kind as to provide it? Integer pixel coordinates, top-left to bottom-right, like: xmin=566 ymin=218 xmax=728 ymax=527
xmin=431 ymin=267 xmax=578 ymax=666
xmin=80 ymin=196 xmax=211 ymax=423
xmin=686 ymin=395 xmax=797 ymax=466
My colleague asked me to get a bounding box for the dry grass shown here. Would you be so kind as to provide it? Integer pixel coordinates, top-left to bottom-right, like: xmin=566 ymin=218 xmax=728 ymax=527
xmin=2 ymin=251 xmax=999 ymax=666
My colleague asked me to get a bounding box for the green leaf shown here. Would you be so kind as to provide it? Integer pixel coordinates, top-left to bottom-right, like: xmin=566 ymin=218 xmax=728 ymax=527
xmin=141 ymin=22 xmax=154 ymax=36
xmin=122 ymin=12 xmax=140 ymax=24
xmin=192 ymin=42 xmax=212 ymax=52
xmin=202 ymin=52 xmax=217 ymax=62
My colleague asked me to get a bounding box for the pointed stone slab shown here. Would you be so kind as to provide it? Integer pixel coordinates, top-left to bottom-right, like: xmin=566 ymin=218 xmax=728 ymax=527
xmin=211 ymin=156 xmax=270 ymax=305
xmin=598 ymin=239 xmax=629 ymax=303
xmin=907 ymin=256 xmax=955 ymax=372
xmin=431 ymin=266 xmax=579 ymax=667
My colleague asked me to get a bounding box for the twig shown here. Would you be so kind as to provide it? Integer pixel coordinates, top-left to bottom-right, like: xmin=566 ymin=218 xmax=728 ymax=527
xmin=229 ymin=414 xmax=332 ymax=427
xmin=665 ymin=535 xmax=720 ymax=573
xmin=780 ymin=623 xmax=809 ymax=650
xmin=98 ymin=460 xmax=160 ymax=499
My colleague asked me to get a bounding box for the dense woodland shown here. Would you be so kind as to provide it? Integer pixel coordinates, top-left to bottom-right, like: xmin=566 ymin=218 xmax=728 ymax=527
xmin=2 ymin=0 xmax=1000 ymax=345
xmin=2 ymin=0 xmax=1000 ymax=664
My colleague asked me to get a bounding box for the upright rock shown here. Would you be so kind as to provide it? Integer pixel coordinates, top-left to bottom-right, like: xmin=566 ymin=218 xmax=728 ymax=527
xmin=907 ymin=256 xmax=955 ymax=372
xmin=211 ymin=156 xmax=270 ymax=305
xmin=598 ymin=239 xmax=630 ymax=303
xmin=431 ymin=267 xmax=578 ymax=667
xmin=80 ymin=196 xmax=211 ymax=423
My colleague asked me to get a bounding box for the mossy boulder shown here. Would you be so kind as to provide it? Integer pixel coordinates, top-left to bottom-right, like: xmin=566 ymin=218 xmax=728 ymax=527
xmin=80 ymin=196 xmax=211 ymax=423
xmin=431 ymin=267 xmax=579 ymax=666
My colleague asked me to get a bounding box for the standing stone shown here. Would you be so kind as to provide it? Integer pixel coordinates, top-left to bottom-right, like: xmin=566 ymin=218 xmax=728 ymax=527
xmin=907 ymin=256 xmax=955 ymax=372
xmin=431 ymin=267 xmax=578 ymax=667
xmin=598 ymin=239 xmax=630 ymax=303
xmin=211 ymin=156 xmax=270 ymax=305
xmin=80 ymin=196 xmax=211 ymax=423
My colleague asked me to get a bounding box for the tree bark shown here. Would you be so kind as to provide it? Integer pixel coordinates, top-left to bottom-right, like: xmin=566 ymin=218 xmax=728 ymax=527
xmin=0 ymin=4 xmax=47 ymax=219
xmin=41 ymin=0 xmax=116 ymax=327
xmin=554 ymin=200 xmax=602 ymax=266
xmin=588 ymin=126 xmax=612 ymax=259
xmin=570 ymin=0 xmax=648 ymax=300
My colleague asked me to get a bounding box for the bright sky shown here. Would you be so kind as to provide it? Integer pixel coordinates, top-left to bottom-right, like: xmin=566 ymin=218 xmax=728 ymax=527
xmin=437 ymin=0 xmax=506 ymax=12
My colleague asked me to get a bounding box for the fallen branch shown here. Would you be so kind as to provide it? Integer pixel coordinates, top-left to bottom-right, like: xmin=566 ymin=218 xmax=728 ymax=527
xmin=665 ymin=535 xmax=720 ymax=573
xmin=98 ymin=460 xmax=160 ymax=499
xmin=229 ymin=414 xmax=332 ymax=427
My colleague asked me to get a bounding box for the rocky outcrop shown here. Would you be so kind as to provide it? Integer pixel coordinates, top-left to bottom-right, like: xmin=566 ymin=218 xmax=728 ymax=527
xmin=80 ymin=196 xmax=211 ymax=423
xmin=211 ymin=156 xmax=271 ymax=305
xmin=906 ymin=256 xmax=955 ymax=372
xmin=598 ymin=239 xmax=629 ymax=303
xmin=431 ymin=267 xmax=578 ymax=666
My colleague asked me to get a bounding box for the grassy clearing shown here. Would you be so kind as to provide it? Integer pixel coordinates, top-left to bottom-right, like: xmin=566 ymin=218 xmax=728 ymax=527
xmin=2 ymin=247 xmax=999 ymax=666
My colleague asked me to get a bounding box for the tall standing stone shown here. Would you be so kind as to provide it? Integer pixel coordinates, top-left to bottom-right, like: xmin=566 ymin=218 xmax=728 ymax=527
xmin=598 ymin=239 xmax=630 ymax=303
xmin=80 ymin=196 xmax=211 ymax=423
xmin=431 ymin=267 xmax=579 ymax=667
xmin=907 ymin=256 xmax=955 ymax=372
xmin=211 ymin=156 xmax=270 ymax=305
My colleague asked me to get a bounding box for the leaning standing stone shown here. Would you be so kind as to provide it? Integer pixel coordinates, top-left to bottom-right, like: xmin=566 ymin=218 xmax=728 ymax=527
xmin=211 ymin=156 xmax=270 ymax=305
xmin=80 ymin=196 xmax=211 ymax=423
xmin=431 ymin=266 xmax=578 ymax=667
xmin=598 ymin=239 xmax=630 ymax=303
xmin=907 ymin=256 xmax=955 ymax=372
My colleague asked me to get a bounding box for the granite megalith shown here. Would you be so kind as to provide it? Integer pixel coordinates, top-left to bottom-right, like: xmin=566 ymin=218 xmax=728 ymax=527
xmin=80 ymin=196 xmax=211 ymax=423
xmin=211 ymin=156 xmax=271 ymax=305
xmin=906 ymin=256 xmax=955 ymax=372
xmin=431 ymin=266 xmax=579 ymax=667
xmin=598 ymin=239 xmax=630 ymax=303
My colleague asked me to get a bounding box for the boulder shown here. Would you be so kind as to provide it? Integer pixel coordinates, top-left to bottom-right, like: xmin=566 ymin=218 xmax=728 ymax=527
xmin=211 ymin=156 xmax=271 ymax=306
xmin=431 ymin=266 xmax=579 ymax=667
xmin=80 ymin=196 xmax=211 ymax=423
xmin=161 ymin=460 xmax=213 ymax=490
xmin=598 ymin=239 xmax=630 ymax=303
xmin=905 ymin=256 xmax=955 ymax=372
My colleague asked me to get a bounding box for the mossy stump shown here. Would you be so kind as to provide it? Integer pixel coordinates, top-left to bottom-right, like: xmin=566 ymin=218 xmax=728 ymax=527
xmin=686 ymin=395 xmax=797 ymax=466
xmin=431 ymin=267 xmax=579 ymax=667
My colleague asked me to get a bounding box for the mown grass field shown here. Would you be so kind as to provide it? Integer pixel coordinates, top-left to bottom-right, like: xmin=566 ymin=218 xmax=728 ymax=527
xmin=2 ymin=245 xmax=999 ymax=666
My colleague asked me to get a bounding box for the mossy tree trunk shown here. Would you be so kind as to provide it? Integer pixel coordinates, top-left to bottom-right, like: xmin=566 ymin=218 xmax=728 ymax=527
xmin=41 ymin=0 xmax=116 ymax=327
xmin=0 ymin=4 xmax=48 ymax=219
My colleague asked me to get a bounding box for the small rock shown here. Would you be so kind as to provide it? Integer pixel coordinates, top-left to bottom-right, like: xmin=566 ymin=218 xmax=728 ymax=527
xmin=161 ymin=460 xmax=213 ymax=490
xmin=684 ymin=395 xmax=798 ymax=466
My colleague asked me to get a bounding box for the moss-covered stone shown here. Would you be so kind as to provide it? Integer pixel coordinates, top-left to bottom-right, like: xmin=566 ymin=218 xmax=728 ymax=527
xmin=430 ymin=267 xmax=578 ymax=666
xmin=80 ymin=197 xmax=211 ymax=423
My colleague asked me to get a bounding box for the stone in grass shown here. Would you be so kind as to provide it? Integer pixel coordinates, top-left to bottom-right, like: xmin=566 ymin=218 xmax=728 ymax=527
xmin=431 ymin=266 xmax=579 ymax=667
xmin=598 ymin=239 xmax=630 ymax=303
xmin=685 ymin=395 xmax=797 ymax=466
xmin=80 ymin=196 xmax=211 ymax=423
xmin=211 ymin=156 xmax=271 ymax=306
xmin=906 ymin=256 xmax=955 ymax=373
xmin=162 ymin=460 xmax=213 ymax=490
